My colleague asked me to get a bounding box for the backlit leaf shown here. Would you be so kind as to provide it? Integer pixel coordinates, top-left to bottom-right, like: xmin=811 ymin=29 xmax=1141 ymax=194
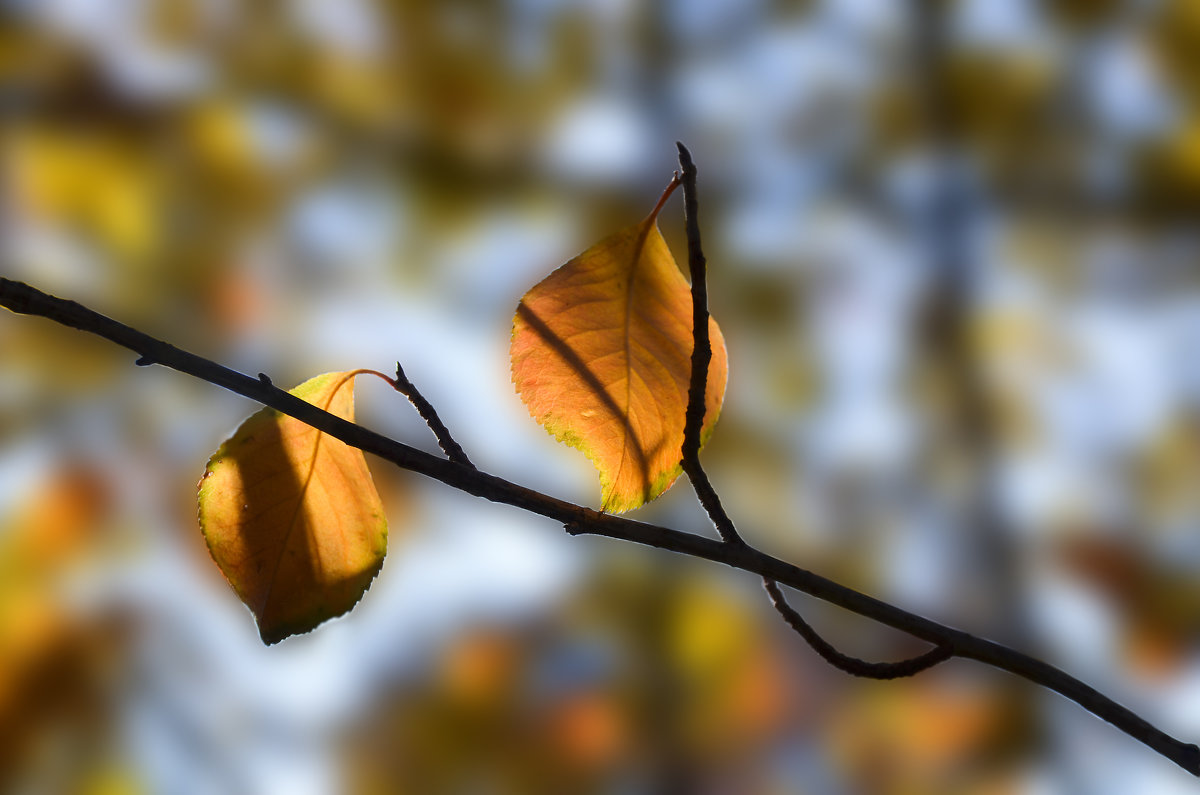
xmin=198 ymin=371 xmax=388 ymax=644
xmin=511 ymin=187 xmax=727 ymax=513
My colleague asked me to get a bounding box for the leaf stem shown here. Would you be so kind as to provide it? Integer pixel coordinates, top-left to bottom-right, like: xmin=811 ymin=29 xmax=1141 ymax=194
xmin=349 ymin=368 xmax=401 ymax=390
xmin=649 ymin=172 xmax=682 ymax=221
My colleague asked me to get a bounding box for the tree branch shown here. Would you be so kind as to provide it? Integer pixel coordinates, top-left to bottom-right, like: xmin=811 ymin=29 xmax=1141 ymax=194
xmin=675 ymin=142 xmax=742 ymax=548
xmin=2 ymin=275 xmax=1197 ymax=776
xmin=675 ymin=143 xmax=952 ymax=680
xmin=764 ymin=581 xmax=952 ymax=679
xmin=392 ymin=361 xmax=474 ymax=467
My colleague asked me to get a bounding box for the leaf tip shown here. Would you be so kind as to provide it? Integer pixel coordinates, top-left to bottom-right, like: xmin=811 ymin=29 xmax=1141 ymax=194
xmin=258 ymin=626 xmax=288 ymax=646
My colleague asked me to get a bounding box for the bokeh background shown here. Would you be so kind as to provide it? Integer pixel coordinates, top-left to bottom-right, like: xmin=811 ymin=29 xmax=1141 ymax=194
xmin=4 ymin=0 xmax=1200 ymax=792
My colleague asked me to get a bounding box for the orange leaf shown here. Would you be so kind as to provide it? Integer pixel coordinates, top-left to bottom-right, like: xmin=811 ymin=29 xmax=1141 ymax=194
xmin=511 ymin=184 xmax=727 ymax=513
xmin=198 ymin=371 xmax=388 ymax=644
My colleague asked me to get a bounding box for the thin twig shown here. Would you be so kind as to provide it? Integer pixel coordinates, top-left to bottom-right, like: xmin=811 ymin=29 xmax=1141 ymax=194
xmin=675 ymin=142 xmax=742 ymax=548
xmin=765 ymin=581 xmax=952 ymax=679
xmin=392 ymin=361 xmax=474 ymax=468
xmin=675 ymin=143 xmax=950 ymax=679
xmin=1 ymin=275 xmax=1197 ymax=776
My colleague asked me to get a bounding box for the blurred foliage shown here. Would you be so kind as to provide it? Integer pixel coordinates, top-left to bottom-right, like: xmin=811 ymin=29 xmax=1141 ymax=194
xmin=5 ymin=0 xmax=1200 ymax=793
xmin=342 ymin=563 xmax=802 ymax=794
xmin=0 ymin=463 xmax=140 ymax=793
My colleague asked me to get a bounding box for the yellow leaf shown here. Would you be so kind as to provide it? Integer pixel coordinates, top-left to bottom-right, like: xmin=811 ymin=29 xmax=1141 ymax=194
xmin=510 ymin=184 xmax=727 ymax=513
xmin=198 ymin=371 xmax=388 ymax=644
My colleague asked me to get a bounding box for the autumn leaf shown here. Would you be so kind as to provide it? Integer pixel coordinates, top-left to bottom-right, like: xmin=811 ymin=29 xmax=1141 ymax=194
xmin=511 ymin=181 xmax=727 ymax=513
xmin=198 ymin=371 xmax=388 ymax=644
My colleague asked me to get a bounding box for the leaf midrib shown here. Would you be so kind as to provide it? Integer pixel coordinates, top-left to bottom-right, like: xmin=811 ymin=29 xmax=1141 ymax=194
xmin=614 ymin=220 xmax=658 ymax=506
xmin=257 ymin=373 xmax=356 ymax=616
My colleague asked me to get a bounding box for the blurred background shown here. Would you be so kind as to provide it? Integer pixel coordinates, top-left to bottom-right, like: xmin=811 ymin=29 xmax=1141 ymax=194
xmin=4 ymin=0 xmax=1200 ymax=792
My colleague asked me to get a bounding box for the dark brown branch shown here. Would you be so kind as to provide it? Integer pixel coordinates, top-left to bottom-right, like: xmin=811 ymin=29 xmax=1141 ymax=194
xmin=765 ymin=581 xmax=952 ymax=679
xmin=2 ymin=275 xmax=1198 ymax=776
xmin=676 ymin=143 xmax=948 ymax=680
xmin=675 ymin=142 xmax=742 ymax=548
xmin=677 ymin=141 xmax=711 ymax=462
xmin=392 ymin=361 xmax=473 ymax=468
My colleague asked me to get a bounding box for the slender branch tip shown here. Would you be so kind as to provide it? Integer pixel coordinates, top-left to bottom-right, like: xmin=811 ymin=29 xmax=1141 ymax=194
xmin=388 ymin=360 xmax=473 ymax=468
